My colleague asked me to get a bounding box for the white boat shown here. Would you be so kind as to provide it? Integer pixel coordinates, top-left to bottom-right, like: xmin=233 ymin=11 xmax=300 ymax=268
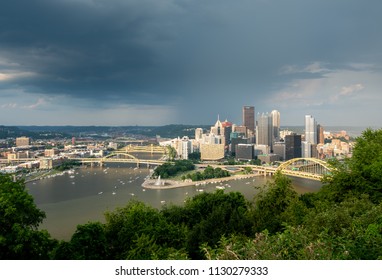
xmin=112 ymin=192 xmax=116 ymax=195
xmin=216 ymin=186 xmax=225 ymax=190
xmin=98 ymin=192 xmax=103 ymax=195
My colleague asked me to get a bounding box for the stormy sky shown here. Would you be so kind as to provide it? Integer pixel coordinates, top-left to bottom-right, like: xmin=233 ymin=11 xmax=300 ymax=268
xmin=1 ymin=0 xmax=382 ymax=127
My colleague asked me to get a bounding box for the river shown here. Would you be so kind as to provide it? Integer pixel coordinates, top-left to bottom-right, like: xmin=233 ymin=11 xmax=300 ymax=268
xmin=26 ymin=162 xmax=322 ymax=240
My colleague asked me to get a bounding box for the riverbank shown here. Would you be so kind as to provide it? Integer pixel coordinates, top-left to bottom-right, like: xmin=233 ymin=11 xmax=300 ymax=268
xmin=25 ymin=168 xmax=78 ymax=183
xmin=142 ymin=173 xmax=261 ymax=189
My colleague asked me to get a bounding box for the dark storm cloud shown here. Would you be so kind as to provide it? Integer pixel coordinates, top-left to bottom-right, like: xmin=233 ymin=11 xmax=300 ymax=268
xmin=1 ymin=0 xmax=382 ymax=124
xmin=0 ymin=0 xmax=188 ymax=104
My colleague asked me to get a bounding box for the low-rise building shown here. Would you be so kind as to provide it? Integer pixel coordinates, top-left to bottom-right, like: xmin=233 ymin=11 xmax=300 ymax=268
xmin=200 ymin=144 xmax=225 ymax=161
xmin=16 ymin=137 xmax=30 ymax=147
xmin=44 ymin=149 xmax=59 ymax=157
xmin=39 ymin=157 xmax=64 ymax=169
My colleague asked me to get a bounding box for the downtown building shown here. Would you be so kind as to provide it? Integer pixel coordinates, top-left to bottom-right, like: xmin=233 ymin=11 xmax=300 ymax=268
xmin=242 ymin=106 xmax=255 ymax=135
xmin=159 ymin=136 xmax=194 ymax=160
xmin=256 ymin=112 xmax=273 ymax=151
xmin=285 ymin=134 xmax=302 ymax=160
xmin=16 ymin=137 xmax=30 ymax=147
xmin=195 ymin=117 xmax=226 ymax=161
xmin=271 ymin=110 xmax=280 ymax=141
xmin=302 ymin=115 xmax=317 ymax=158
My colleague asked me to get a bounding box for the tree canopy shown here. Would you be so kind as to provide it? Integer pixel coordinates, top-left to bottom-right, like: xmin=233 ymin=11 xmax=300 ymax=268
xmin=321 ymin=128 xmax=382 ymax=202
xmin=0 ymin=175 xmax=56 ymax=259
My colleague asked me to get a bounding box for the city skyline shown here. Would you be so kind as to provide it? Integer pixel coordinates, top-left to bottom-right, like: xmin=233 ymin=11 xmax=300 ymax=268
xmin=1 ymin=1 xmax=382 ymax=127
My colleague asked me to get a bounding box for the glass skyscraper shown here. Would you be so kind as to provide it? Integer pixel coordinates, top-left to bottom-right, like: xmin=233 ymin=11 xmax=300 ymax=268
xmin=304 ymin=115 xmax=317 ymax=157
xmin=256 ymin=112 xmax=273 ymax=150
xmin=305 ymin=115 xmax=317 ymax=144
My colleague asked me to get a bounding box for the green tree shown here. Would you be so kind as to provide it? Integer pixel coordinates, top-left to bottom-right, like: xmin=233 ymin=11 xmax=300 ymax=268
xmin=0 ymin=174 xmax=56 ymax=259
xmin=67 ymin=222 xmax=108 ymax=260
xmin=243 ymin=167 xmax=253 ymax=174
xmin=188 ymin=152 xmax=201 ymax=162
xmin=203 ymin=227 xmax=339 ymax=260
xmin=104 ymin=201 xmax=187 ymax=259
xmin=153 ymin=160 xmax=195 ymax=179
xmin=321 ymin=128 xmax=382 ymax=203
xmin=250 ymin=172 xmax=298 ymax=234
xmin=182 ymin=191 xmax=251 ymax=259
xmin=167 ymin=146 xmax=177 ymax=161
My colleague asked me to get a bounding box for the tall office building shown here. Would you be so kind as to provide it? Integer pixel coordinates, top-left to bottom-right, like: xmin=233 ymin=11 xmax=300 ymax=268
xmin=285 ymin=134 xmax=302 ymax=160
xmin=256 ymin=112 xmax=273 ymax=150
xmin=210 ymin=116 xmax=223 ymax=136
xmin=271 ymin=110 xmax=280 ymax=141
xmin=304 ymin=115 xmax=317 ymax=158
xmin=305 ymin=115 xmax=317 ymax=144
xmin=221 ymin=120 xmax=233 ymax=151
xmin=317 ymin=124 xmax=324 ymax=144
xmin=242 ymin=106 xmax=255 ymax=133
xmin=180 ymin=136 xmax=193 ymax=160
xmin=302 ymin=141 xmax=312 ymax=158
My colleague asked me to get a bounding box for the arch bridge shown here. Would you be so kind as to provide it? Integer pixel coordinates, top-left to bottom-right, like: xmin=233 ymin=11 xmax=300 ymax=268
xmin=74 ymin=151 xmax=167 ymax=167
xmin=119 ymin=144 xmax=167 ymax=155
xmin=275 ymin=157 xmax=333 ymax=180
xmin=236 ymin=158 xmax=333 ymax=181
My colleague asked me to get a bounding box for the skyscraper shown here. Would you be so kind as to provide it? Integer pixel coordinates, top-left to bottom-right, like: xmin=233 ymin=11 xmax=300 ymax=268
xmin=221 ymin=120 xmax=233 ymax=151
xmin=285 ymin=134 xmax=302 ymax=160
xmin=305 ymin=115 xmax=317 ymax=144
xmin=242 ymin=106 xmax=255 ymax=133
xmin=304 ymin=115 xmax=317 ymax=158
xmin=317 ymin=124 xmax=324 ymax=144
xmin=256 ymin=112 xmax=273 ymax=150
xmin=271 ymin=110 xmax=280 ymax=141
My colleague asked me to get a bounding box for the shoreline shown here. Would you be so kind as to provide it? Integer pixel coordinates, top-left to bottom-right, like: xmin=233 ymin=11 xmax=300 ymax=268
xmin=25 ymin=167 xmax=80 ymax=183
xmin=142 ymin=173 xmax=262 ymax=189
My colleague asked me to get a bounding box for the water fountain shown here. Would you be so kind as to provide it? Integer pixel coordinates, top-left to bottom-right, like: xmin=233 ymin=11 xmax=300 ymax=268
xmin=154 ymin=175 xmax=163 ymax=186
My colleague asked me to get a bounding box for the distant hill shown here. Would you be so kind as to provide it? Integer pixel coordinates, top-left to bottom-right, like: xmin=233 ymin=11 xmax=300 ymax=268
xmin=0 ymin=126 xmax=70 ymax=139
xmin=139 ymin=124 xmax=210 ymax=139
xmin=17 ymin=124 xmax=210 ymax=139
xmin=0 ymin=126 xmax=36 ymax=139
